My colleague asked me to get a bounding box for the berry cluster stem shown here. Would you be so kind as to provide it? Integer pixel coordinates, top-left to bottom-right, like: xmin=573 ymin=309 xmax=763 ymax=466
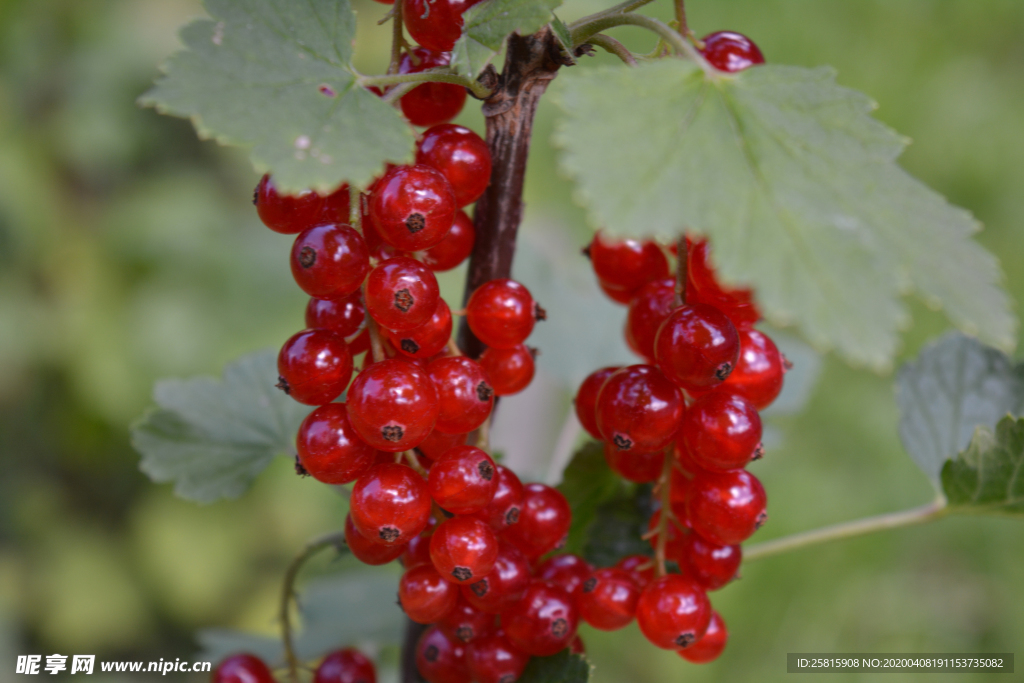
xmin=653 ymin=445 xmax=676 ymax=577
xmin=367 ymin=316 xmax=386 ymax=363
xmin=387 ymin=0 xmax=404 ymax=75
xmin=674 ymin=235 xmax=688 ymax=307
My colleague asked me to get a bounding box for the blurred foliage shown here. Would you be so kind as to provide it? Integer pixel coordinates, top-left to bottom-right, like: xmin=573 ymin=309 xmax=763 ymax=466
xmin=0 ymin=0 xmax=1022 ymax=682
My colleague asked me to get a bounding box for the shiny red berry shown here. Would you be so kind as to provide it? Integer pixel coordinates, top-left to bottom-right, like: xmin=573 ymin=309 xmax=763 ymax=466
xmin=403 ymin=0 xmax=481 ymax=52
xmin=297 ymin=403 xmax=377 ymax=484
xmin=314 ymin=648 xmax=377 ymax=683
xmin=291 ymin=224 xmax=371 ymax=300
xmin=365 ymin=257 xmax=440 ymax=332
xmin=603 ymin=442 xmax=664 ymax=483
xmin=213 ymin=654 xmax=274 ymax=683
xmin=430 ymin=515 xmax=499 ymax=584
xmin=645 ymin=510 xmax=688 ymax=562
xmin=347 ymin=358 xmax=439 ymax=451
xmin=502 ymin=484 xmax=571 ymax=559
xmin=478 ymin=344 xmax=535 ymax=396
xmin=316 ymin=184 xmax=352 ymax=226
xmin=723 ymin=328 xmax=786 ymax=410
xmin=680 ymin=391 xmax=762 ymax=472
xmin=439 ymin=596 xmax=495 ymax=643
xmin=686 ymin=468 xmax=767 ymax=545
xmin=387 ymin=297 xmax=453 ymax=359
xmin=587 ymin=231 xmax=669 ymax=303
xmin=428 ymin=356 xmax=494 ymax=435
xmin=501 ymin=580 xmax=579 ymax=656
xmin=277 ymin=329 xmax=353 ymax=405
xmin=686 ymin=237 xmax=760 ymax=328
xmin=416 ymin=625 xmax=471 ymax=683
xmin=535 ymin=554 xmax=594 ymax=594
xmin=636 ymin=575 xmax=712 ymax=650
xmin=254 ymin=175 xmax=323 ymax=234
xmin=465 ymin=279 xmax=543 ymax=349
xmin=462 ymin=540 xmax=530 ymax=613
xmin=428 ymin=445 xmax=497 ymax=515
xmin=678 ymin=610 xmax=728 ymax=663
xmin=700 ymin=31 xmax=765 ymax=73
xmin=625 ymin=278 xmax=675 ymax=361
xmin=401 ymin=563 xmax=460 ymax=623
xmin=578 ymin=568 xmax=641 ymax=631
xmin=401 ymin=517 xmax=438 ymax=568
xmin=465 ymin=631 xmax=530 ymax=683
xmin=399 ymin=49 xmax=467 ymax=127
xmin=682 ymin=533 xmax=741 ymax=591
xmin=615 ymin=554 xmax=654 ymax=588
xmin=595 ymin=364 xmax=684 ymax=452
xmin=421 ymin=209 xmax=475 ymax=271
xmin=417 ymin=430 xmax=467 ymax=460
xmin=350 ymin=463 xmax=431 ymax=544
xmin=478 ymin=464 xmax=523 ymax=532
xmin=574 ymin=366 xmax=621 ymax=440
xmin=369 ymin=165 xmax=456 ymax=251
xmin=654 ymin=304 xmax=740 ymax=391
xmin=416 ymin=124 xmax=492 ymax=207
xmin=306 ymin=293 xmax=365 ymax=338
xmin=344 ymin=514 xmax=407 ymax=565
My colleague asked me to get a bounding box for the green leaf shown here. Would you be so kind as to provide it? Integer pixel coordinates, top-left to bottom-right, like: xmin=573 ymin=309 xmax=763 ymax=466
xmin=553 ymin=61 xmax=1015 ymax=369
xmin=557 ymin=441 xmax=622 ymax=555
xmin=942 ymin=416 xmax=1024 ymax=517
xmin=131 ymin=349 xmax=311 ymax=503
xmin=549 ymin=15 xmax=575 ymax=65
xmin=583 ymin=485 xmax=655 ymax=568
xmin=897 ymin=332 xmax=1024 ymax=485
xmin=518 ymin=649 xmax=591 ymax=683
xmin=139 ymin=0 xmax=414 ymax=193
xmin=196 ymin=628 xmax=282 ymax=666
xmin=451 ymin=0 xmax=563 ymax=78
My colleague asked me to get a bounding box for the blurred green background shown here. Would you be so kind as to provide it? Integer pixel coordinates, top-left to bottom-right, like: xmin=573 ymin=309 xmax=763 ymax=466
xmin=1 ymin=0 xmax=1022 ymax=681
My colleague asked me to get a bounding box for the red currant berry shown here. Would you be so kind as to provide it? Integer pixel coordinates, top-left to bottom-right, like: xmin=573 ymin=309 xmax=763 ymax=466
xmin=723 ymin=328 xmax=786 ymax=410
xmin=670 ymin=462 xmax=695 ymax=506
xmin=636 ymin=575 xmax=712 ymax=650
xmin=401 ymin=563 xmax=460 ymax=624
xmin=478 ymin=464 xmax=523 ymax=532
xmin=254 ymin=175 xmax=323 ymax=234
xmin=501 ymin=580 xmax=579 ymax=657
xmin=291 ymin=224 xmax=371 ymax=300
xmin=462 ymin=540 xmax=530 ymax=613
xmin=686 ymin=238 xmax=760 ymax=328
xmin=316 ymin=184 xmax=352 ymax=226
xmin=213 ymin=654 xmax=274 ymax=683
xmin=603 ymin=442 xmax=665 ymax=483
xmin=347 ymin=358 xmax=440 ymax=451
xmin=387 ymin=297 xmax=452 ymax=359
xmin=478 ymin=344 xmax=535 ymax=396
xmin=595 ymin=365 xmax=684 ymax=452
xmin=365 ymin=257 xmax=440 ymax=332
xmin=574 ymin=366 xmax=621 ymax=440
xmin=314 ymin=648 xmax=377 ymax=683
xmin=535 ymin=554 xmax=594 ymax=594
xmin=439 ymin=596 xmax=496 ymax=643
xmin=403 ymin=0 xmax=481 ymax=52
xmin=421 ymin=209 xmax=475 ymax=271
xmin=428 ymin=445 xmax=498 ymax=515
xmin=682 ymin=533 xmax=741 ymax=591
xmin=428 ymin=356 xmax=494 ymax=434
xmin=297 ymin=403 xmax=377 ymax=484
xmin=401 ymin=517 xmax=438 ymax=568
xmin=362 ymin=202 xmax=406 ymax=261
xmin=587 ymin=231 xmax=669 ymax=303
xmin=578 ymin=568 xmax=641 ymax=631
xmin=306 ymin=293 xmax=365 ymax=338
xmin=625 ymin=278 xmax=675 ymax=361
xmin=416 ymin=124 xmax=492 ymax=207
xmin=399 ymin=49 xmax=467 ymax=127
xmin=570 ymin=635 xmax=586 ymax=654
xmin=465 ymin=279 xmax=544 ymax=349
xmin=680 ymin=391 xmax=762 ymax=471
xmin=615 ymin=554 xmax=654 ymax=588
xmin=502 ymin=484 xmax=571 ymax=559
xmin=686 ymin=468 xmax=767 ymax=545
xmin=277 ymin=329 xmax=353 ymax=405
xmin=417 ymin=429 xmax=467 ymax=460
xmin=654 ymin=304 xmax=740 ymax=391
xmin=430 ymin=515 xmax=499 ymax=584
xmin=344 ymin=514 xmax=407 ymax=565
xmin=350 ymin=463 xmax=431 ymax=544
xmin=646 ymin=510 xmax=688 ymax=562
xmin=678 ymin=610 xmax=728 ymax=663
xmin=700 ymin=31 xmax=765 ymax=73
xmin=369 ymin=165 xmax=456 ymax=252
xmin=465 ymin=631 xmax=530 ymax=683
xmin=416 ymin=625 xmax=471 ymax=683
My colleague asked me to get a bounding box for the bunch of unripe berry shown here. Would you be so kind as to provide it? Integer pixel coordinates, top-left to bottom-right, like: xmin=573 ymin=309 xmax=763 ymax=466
xmin=212 ymin=14 xmax=770 ymax=683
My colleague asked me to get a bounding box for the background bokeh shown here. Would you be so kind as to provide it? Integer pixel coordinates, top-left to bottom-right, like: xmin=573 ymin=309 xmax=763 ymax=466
xmin=1 ymin=0 xmax=1022 ymax=681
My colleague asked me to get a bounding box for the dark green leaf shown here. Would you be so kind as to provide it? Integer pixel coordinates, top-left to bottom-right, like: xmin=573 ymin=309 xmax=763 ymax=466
xmin=518 ymin=649 xmax=591 ymax=683
xmin=132 ymin=350 xmax=311 ymax=503
xmin=549 ymin=15 xmax=575 ymax=65
xmin=554 ymin=61 xmax=1015 ymax=369
xmin=897 ymin=332 xmax=1024 ymax=484
xmin=140 ymin=0 xmax=413 ymax=193
xmin=557 ymin=441 xmax=622 ymax=554
xmin=452 ymin=0 xmax=563 ymax=77
xmin=583 ymin=485 xmax=655 ymax=568
xmin=942 ymin=416 xmax=1024 ymax=517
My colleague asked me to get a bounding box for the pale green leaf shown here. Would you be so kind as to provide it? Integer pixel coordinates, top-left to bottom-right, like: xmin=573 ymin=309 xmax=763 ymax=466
xmin=452 ymin=0 xmax=563 ymax=77
xmin=549 ymin=15 xmax=575 ymax=65
xmin=942 ymin=416 xmax=1024 ymax=517
xmin=139 ymin=0 xmax=413 ymax=193
xmin=553 ymin=61 xmax=1015 ymax=369
xmin=132 ymin=350 xmax=311 ymax=503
